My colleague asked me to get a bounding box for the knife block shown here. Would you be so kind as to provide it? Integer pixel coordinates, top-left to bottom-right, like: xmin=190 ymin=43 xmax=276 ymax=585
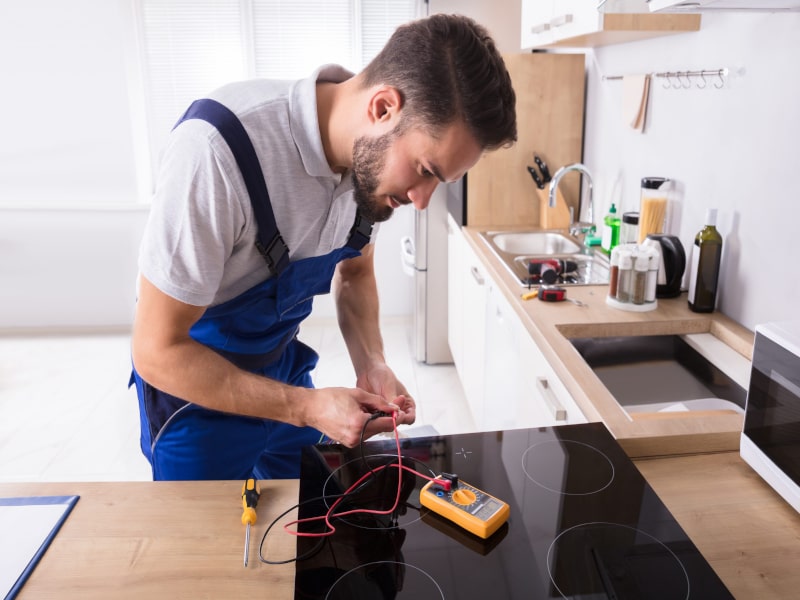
xmin=536 ymin=184 xmax=571 ymax=230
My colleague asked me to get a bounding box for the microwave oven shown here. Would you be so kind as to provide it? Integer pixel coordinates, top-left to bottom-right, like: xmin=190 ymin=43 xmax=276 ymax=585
xmin=740 ymin=320 xmax=800 ymax=513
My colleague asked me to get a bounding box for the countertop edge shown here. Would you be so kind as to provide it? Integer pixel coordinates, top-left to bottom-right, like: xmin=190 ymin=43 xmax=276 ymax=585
xmin=461 ymin=226 xmax=754 ymax=458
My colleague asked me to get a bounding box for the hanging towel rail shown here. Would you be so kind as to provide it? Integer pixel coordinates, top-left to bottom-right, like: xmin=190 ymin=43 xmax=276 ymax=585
xmin=603 ymin=68 xmax=729 ymax=89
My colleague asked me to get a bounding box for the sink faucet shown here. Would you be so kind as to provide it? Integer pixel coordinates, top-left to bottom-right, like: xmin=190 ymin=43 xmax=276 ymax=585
xmin=548 ymin=163 xmax=595 ymax=237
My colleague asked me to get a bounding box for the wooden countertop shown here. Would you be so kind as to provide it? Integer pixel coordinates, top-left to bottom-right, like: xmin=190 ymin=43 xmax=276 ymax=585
xmin=4 ymin=452 xmax=799 ymax=599
xmin=2 ymin=480 xmax=298 ymax=599
xmin=635 ymin=452 xmax=800 ymax=599
xmin=463 ymin=225 xmax=755 ymax=458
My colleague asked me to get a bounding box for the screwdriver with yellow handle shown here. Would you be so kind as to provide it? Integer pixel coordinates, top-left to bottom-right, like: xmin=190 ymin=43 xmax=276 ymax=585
xmin=241 ymin=478 xmax=260 ymax=567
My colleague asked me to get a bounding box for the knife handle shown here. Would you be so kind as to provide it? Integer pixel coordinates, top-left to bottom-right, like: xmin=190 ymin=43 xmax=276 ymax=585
xmin=534 ymin=155 xmax=551 ymax=182
xmin=527 ymin=165 xmax=544 ymax=189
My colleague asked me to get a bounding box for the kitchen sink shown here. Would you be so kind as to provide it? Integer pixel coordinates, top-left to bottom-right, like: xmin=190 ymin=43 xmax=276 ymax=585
xmin=479 ymin=229 xmax=609 ymax=286
xmin=489 ymin=231 xmax=581 ymax=255
xmin=569 ymin=334 xmax=747 ymax=415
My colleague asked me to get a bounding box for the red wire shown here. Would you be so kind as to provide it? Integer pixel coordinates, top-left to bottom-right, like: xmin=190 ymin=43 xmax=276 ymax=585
xmin=283 ymin=411 xmax=438 ymax=538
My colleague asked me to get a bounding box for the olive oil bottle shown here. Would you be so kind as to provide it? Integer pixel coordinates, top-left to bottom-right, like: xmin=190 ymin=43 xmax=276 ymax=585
xmin=688 ymin=209 xmax=723 ymax=313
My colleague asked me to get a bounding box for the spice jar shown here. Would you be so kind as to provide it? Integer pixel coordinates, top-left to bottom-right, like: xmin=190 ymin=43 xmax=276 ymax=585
xmin=608 ymin=247 xmax=620 ymax=299
xmin=621 ymin=212 xmax=639 ymax=245
xmin=605 ymin=245 xmax=659 ymax=312
xmin=615 ymin=249 xmax=633 ymax=303
xmin=632 ymin=252 xmax=649 ymax=305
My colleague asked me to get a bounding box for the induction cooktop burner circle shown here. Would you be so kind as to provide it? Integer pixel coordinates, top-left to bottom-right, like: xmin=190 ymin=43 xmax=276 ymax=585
xmin=547 ymin=522 xmax=690 ymax=600
xmin=522 ymin=439 xmax=615 ymax=495
xmin=325 ymin=561 xmax=445 ymax=600
xmin=322 ymin=454 xmax=435 ymax=530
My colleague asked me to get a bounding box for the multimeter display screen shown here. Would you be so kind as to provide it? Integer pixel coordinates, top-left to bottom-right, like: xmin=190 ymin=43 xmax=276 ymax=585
xmin=473 ymin=498 xmax=502 ymax=520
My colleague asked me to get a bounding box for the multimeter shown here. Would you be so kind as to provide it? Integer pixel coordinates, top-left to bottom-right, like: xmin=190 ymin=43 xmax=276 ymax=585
xmin=420 ymin=476 xmax=510 ymax=539
xmin=538 ymin=284 xmax=567 ymax=302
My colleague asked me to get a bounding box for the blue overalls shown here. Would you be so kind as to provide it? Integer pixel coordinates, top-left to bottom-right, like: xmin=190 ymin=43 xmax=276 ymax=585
xmin=130 ymin=99 xmax=373 ymax=481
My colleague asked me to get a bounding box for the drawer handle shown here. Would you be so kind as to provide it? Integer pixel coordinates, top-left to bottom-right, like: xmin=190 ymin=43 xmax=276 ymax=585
xmin=536 ymin=376 xmax=567 ymax=421
xmin=549 ymin=13 xmax=574 ymax=28
xmin=470 ymin=266 xmax=485 ymax=285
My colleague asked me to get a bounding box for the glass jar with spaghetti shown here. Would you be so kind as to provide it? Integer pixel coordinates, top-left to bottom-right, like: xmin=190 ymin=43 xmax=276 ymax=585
xmin=638 ymin=177 xmax=670 ymax=243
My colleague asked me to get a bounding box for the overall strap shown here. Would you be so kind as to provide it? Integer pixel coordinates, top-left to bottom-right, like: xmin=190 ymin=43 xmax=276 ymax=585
xmin=175 ymin=98 xmax=290 ymax=275
xmin=176 ymin=98 xmax=373 ymax=264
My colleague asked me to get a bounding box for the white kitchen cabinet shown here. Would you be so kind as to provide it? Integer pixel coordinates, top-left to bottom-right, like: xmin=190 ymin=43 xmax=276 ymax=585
xmin=515 ymin=322 xmax=587 ymax=427
xmin=483 ymin=279 xmax=587 ymax=430
xmin=447 ymin=215 xmax=464 ymax=371
xmin=520 ymin=0 xmax=554 ymax=48
xmin=447 ymin=220 xmax=585 ymax=430
xmin=648 ymin=0 xmax=800 ymax=10
xmin=538 ymin=0 xmax=603 ymax=45
xmin=447 ymin=217 xmax=487 ymax=421
xmin=483 ymin=278 xmax=522 ymax=431
xmin=521 ymin=0 xmax=701 ymax=49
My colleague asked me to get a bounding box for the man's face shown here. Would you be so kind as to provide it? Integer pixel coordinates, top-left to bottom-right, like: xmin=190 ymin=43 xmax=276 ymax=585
xmin=351 ymin=120 xmax=482 ymax=223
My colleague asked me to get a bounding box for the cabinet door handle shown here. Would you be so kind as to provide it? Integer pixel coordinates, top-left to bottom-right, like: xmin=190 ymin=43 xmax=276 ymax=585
xmin=536 ymin=376 xmax=567 ymax=421
xmin=549 ymin=13 xmax=574 ymax=28
xmin=531 ymin=23 xmax=551 ymax=34
xmin=470 ymin=266 xmax=485 ymax=285
xmin=400 ymin=235 xmax=415 ymax=270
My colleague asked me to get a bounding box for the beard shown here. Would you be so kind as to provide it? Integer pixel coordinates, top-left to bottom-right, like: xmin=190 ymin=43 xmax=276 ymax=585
xmin=351 ymin=131 xmax=397 ymax=223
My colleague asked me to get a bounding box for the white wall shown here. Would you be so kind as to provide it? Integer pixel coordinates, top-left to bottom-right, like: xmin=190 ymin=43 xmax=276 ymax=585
xmin=0 ymin=207 xmax=149 ymax=329
xmin=0 ymin=1 xmax=139 ymax=206
xmin=0 ymin=1 xmax=412 ymax=331
xmin=583 ymin=12 xmax=800 ymax=330
xmin=0 ymin=1 xmax=145 ymax=330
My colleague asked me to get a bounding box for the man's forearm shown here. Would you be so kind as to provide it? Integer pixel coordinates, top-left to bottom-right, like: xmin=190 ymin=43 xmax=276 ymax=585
xmin=333 ymin=246 xmax=386 ymax=377
xmin=132 ymin=275 xmax=313 ymax=425
xmin=333 ymin=247 xmax=415 ymax=419
xmin=133 ymin=329 xmax=311 ymax=424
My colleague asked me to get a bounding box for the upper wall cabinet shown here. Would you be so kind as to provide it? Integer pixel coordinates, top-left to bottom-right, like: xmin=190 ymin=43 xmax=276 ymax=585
xmin=649 ymin=0 xmax=800 ymax=11
xmin=521 ymin=0 xmax=701 ymax=50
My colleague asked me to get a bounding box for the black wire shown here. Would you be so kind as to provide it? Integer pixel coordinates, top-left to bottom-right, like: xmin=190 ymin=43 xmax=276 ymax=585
xmin=259 ymin=411 xmax=394 ymax=566
xmin=258 ymin=493 xmax=328 ymax=565
xmin=360 ymin=410 xmax=388 ymax=475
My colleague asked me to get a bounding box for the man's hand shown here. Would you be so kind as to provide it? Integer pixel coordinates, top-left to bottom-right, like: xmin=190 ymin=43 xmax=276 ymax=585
xmin=356 ymin=362 xmax=416 ymax=428
xmin=302 ymin=384 xmax=413 ymax=447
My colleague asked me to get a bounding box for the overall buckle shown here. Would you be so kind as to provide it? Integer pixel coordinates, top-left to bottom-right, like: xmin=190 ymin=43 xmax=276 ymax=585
xmin=255 ymin=235 xmax=289 ymax=275
xmin=349 ymin=214 xmax=374 ymax=248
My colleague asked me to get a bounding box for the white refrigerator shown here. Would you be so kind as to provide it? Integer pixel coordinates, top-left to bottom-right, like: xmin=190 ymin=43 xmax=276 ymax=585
xmin=400 ymin=182 xmax=460 ymax=364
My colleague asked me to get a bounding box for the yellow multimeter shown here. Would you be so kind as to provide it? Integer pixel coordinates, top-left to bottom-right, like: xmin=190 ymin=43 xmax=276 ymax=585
xmin=420 ymin=477 xmax=510 ymax=539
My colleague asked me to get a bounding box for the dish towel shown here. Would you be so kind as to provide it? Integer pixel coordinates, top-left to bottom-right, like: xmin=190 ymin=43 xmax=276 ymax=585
xmin=622 ymin=74 xmax=651 ymax=133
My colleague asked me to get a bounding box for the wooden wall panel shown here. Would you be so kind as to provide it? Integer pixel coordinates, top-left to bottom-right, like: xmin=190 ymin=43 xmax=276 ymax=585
xmin=466 ymin=53 xmax=586 ymax=228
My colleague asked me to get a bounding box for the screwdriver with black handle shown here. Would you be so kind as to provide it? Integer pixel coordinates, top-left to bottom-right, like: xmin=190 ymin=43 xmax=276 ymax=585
xmin=241 ymin=478 xmax=261 ymax=567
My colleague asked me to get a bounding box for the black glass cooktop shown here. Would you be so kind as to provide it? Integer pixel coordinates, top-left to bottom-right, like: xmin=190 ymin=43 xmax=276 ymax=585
xmin=288 ymin=422 xmax=733 ymax=599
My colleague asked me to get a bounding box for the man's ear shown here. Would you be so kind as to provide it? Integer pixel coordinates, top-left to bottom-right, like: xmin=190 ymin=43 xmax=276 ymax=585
xmin=367 ymin=85 xmax=403 ymax=126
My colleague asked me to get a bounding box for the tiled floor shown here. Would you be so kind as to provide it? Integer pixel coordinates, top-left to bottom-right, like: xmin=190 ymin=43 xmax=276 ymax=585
xmin=0 ymin=316 xmax=473 ymax=482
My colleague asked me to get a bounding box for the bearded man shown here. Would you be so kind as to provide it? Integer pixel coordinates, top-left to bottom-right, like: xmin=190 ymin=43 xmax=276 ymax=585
xmin=130 ymin=13 xmax=517 ymax=480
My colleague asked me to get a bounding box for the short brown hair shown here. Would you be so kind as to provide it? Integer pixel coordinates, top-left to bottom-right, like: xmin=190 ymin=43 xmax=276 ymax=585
xmin=361 ymin=13 xmax=517 ymax=151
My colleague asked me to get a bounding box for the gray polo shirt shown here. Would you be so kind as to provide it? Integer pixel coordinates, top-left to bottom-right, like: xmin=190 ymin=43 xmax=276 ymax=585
xmin=139 ymin=65 xmax=377 ymax=308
